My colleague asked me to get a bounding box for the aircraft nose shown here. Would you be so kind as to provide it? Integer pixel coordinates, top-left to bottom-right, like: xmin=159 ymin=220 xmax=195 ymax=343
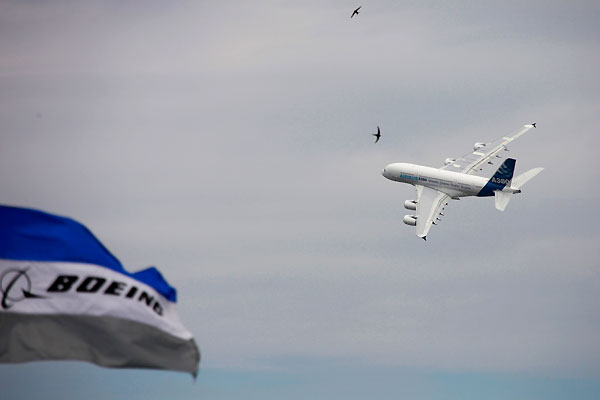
xmin=382 ymin=165 xmax=391 ymax=178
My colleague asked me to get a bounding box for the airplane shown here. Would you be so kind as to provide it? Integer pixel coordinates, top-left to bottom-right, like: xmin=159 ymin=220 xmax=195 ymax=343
xmin=381 ymin=124 xmax=544 ymax=240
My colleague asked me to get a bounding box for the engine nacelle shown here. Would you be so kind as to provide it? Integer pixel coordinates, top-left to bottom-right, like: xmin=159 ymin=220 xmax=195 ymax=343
xmin=444 ymin=158 xmax=456 ymax=165
xmin=474 ymin=142 xmax=486 ymax=150
xmin=404 ymin=200 xmax=417 ymax=210
xmin=403 ymin=215 xmax=417 ymax=226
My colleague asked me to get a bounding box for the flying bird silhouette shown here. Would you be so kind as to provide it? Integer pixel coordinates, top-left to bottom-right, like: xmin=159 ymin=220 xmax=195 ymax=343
xmin=351 ymin=6 xmax=361 ymax=18
xmin=372 ymin=126 xmax=381 ymax=143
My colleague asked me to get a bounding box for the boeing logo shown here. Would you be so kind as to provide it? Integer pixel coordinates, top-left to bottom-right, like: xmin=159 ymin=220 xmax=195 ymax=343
xmin=0 ymin=268 xmax=45 ymax=309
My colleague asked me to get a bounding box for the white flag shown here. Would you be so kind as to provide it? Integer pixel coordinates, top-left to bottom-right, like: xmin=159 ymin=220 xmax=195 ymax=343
xmin=0 ymin=205 xmax=199 ymax=376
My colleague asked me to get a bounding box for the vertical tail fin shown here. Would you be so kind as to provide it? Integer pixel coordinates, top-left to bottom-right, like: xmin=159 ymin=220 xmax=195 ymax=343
xmin=478 ymin=158 xmax=517 ymax=197
xmin=489 ymin=158 xmax=516 ymax=187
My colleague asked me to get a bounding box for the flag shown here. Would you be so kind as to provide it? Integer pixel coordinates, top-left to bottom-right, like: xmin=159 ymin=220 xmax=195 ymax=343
xmin=0 ymin=205 xmax=199 ymax=376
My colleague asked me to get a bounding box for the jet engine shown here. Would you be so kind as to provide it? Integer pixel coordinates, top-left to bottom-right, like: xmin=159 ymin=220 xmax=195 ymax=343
xmin=404 ymin=200 xmax=417 ymax=210
xmin=474 ymin=142 xmax=486 ymax=150
xmin=444 ymin=158 xmax=456 ymax=165
xmin=403 ymin=215 xmax=417 ymax=226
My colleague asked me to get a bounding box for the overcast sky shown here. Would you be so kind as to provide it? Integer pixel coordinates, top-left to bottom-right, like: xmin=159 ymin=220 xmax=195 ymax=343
xmin=1 ymin=1 xmax=600 ymax=399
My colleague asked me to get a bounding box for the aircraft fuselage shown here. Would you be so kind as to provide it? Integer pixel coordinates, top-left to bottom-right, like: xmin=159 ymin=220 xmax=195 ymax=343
xmin=382 ymin=163 xmax=517 ymax=198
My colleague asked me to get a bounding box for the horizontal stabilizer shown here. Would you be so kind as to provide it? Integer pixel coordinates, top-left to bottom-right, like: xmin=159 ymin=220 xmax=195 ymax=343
xmin=512 ymin=167 xmax=544 ymax=189
xmin=494 ymin=190 xmax=512 ymax=211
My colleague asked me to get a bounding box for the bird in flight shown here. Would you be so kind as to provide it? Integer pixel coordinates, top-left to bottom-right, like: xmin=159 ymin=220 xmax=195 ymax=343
xmin=372 ymin=126 xmax=381 ymax=143
xmin=351 ymin=6 xmax=361 ymax=18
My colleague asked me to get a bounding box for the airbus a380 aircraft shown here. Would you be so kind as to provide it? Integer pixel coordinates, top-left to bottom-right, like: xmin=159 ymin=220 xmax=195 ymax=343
xmin=382 ymin=124 xmax=544 ymax=240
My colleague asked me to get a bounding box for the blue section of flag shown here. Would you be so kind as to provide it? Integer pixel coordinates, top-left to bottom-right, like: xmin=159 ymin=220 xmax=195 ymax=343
xmin=0 ymin=205 xmax=176 ymax=302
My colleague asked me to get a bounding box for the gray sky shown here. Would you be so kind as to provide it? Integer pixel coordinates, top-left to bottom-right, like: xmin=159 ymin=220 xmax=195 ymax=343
xmin=1 ymin=1 xmax=600 ymax=398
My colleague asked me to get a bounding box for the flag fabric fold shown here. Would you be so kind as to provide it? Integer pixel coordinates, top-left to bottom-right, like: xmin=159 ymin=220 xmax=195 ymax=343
xmin=0 ymin=205 xmax=199 ymax=376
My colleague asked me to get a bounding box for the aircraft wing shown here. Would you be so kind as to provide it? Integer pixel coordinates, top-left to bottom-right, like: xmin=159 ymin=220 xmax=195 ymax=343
xmin=441 ymin=124 xmax=535 ymax=175
xmin=415 ymin=185 xmax=450 ymax=239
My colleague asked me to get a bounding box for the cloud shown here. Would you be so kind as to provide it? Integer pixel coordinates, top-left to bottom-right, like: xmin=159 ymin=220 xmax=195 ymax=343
xmin=1 ymin=0 xmax=599 ymax=383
